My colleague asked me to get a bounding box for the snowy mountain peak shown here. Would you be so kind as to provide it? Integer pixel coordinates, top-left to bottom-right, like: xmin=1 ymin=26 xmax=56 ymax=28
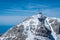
xmin=0 ymin=13 xmax=60 ymax=40
xmin=36 ymin=12 xmax=43 ymax=18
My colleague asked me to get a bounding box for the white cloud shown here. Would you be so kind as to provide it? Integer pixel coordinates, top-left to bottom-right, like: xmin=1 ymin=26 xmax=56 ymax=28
xmin=0 ymin=7 xmax=60 ymax=25
xmin=0 ymin=16 xmax=27 ymax=25
xmin=4 ymin=8 xmax=38 ymax=12
xmin=3 ymin=7 xmax=60 ymax=18
xmin=3 ymin=8 xmax=38 ymax=16
xmin=42 ymin=8 xmax=60 ymax=18
xmin=2 ymin=4 xmax=49 ymax=15
xmin=27 ymin=4 xmax=48 ymax=9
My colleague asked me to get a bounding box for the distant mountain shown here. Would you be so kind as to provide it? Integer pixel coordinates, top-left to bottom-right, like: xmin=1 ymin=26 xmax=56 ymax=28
xmin=0 ymin=12 xmax=60 ymax=40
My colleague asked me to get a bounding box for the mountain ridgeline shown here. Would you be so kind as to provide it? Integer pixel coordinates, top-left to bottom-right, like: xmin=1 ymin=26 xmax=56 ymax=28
xmin=0 ymin=12 xmax=60 ymax=40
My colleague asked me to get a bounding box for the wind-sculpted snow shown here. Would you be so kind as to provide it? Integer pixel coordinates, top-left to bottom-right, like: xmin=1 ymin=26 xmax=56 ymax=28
xmin=0 ymin=13 xmax=60 ymax=40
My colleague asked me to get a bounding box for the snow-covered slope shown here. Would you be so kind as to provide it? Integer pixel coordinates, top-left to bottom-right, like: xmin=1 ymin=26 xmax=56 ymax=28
xmin=0 ymin=13 xmax=60 ymax=40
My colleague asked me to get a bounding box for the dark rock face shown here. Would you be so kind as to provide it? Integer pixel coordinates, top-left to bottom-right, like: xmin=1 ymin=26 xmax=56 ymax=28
xmin=49 ymin=19 xmax=60 ymax=34
xmin=0 ymin=34 xmax=1 ymax=36
xmin=35 ymin=25 xmax=51 ymax=37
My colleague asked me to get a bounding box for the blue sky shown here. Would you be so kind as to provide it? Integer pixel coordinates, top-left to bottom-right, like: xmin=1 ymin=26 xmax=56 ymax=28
xmin=0 ymin=0 xmax=60 ymax=25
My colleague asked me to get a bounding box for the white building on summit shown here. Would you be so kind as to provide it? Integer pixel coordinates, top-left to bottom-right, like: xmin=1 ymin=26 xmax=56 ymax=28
xmin=0 ymin=12 xmax=60 ymax=40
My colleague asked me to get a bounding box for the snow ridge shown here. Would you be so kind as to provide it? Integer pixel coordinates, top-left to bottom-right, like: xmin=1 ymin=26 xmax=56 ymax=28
xmin=0 ymin=13 xmax=60 ymax=40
